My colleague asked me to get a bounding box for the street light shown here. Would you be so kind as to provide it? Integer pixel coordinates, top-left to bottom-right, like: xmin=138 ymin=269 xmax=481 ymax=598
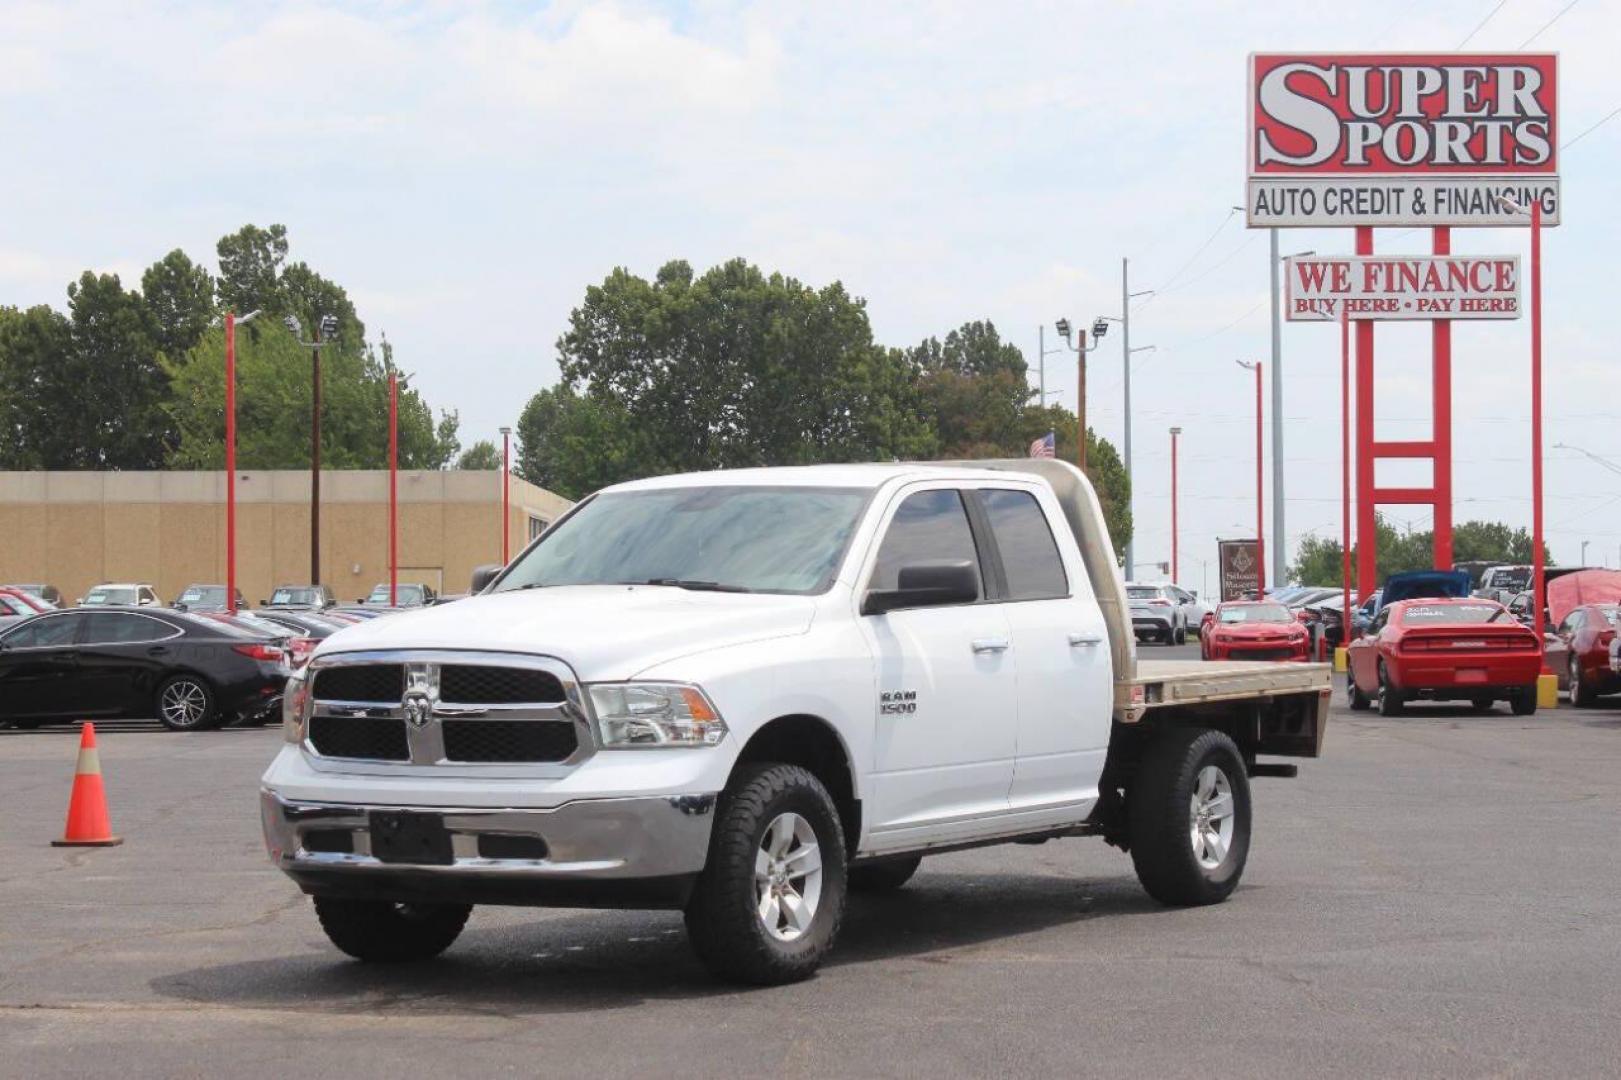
xmin=1055 ymin=318 xmax=1111 ymax=471
xmin=287 ymin=312 xmax=341 ymax=584
xmin=499 ymin=426 xmax=513 ymax=564
xmin=1236 ymin=360 xmax=1265 ymax=595
xmin=224 ymin=308 xmax=263 ymax=613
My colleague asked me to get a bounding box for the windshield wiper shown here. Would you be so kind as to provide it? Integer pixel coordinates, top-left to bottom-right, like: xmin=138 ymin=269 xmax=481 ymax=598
xmin=634 ymin=578 xmax=752 ymax=593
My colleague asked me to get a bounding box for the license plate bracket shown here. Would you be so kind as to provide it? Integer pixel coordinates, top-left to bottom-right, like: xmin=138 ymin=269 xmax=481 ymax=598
xmin=368 ymin=811 xmax=453 ymax=865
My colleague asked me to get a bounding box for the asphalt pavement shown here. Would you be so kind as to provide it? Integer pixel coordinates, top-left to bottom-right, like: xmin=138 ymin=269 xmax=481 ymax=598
xmin=4 ymin=644 xmax=1620 ymax=1078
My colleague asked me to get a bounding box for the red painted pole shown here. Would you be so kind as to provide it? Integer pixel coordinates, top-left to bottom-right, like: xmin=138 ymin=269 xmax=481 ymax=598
xmin=1355 ymin=226 xmax=1375 ymax=602
xmin=1530 ymin=200 xmax=1546 ymax=647
xmin=1432 ymin=226 xmax=1453 ymax=570
xmin=501 ymin=428 xmax=511 ymax=564
xmin=1170 ymin=427 xmax=1180 ymax=585
xmin=225 ymin=312 xmax=237 ymax=614
xmin=1255 ymin=361 xmax=1265 ymax=596
xmin=388 ymin=371 xmax=398 ymax=607
xmin=1341 ymin=306 xmax=1352 ymax=650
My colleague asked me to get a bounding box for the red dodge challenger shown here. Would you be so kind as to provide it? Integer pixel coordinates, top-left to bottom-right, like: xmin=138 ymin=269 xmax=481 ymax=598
xmin=1547 ymin=603 xmax=1621 ymax=707
xmin=1347 ymin=598 xmax=1542 ymax=716
xmin=1199 ymin=601 xmax=1311 ymax=662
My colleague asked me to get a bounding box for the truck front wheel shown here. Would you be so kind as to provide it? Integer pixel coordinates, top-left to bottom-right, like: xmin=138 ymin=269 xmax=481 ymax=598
xmin=685 ymin=763 xmax=848 ymax=985
xmin=312 ymin=897 xmax=471 ymax=962
xmin=1128 ymin=728 xmax=1252 ymax=906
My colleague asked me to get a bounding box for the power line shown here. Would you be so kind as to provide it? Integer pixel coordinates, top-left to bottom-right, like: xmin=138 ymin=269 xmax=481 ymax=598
xmin=1518 ymin=0 xmax=1580 ymax=46
xmin=1137 ymin=209 xmax=1239 ymax=308
xmin=1459 ymin=0 xmax=1513 ymax=46
xmin=1562 ymin=103 xmax=1621 ymax=151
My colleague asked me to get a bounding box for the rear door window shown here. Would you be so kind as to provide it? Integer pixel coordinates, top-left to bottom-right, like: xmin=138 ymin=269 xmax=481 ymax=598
xmin=977 ymin=489 xmax=1068 ymax=601
xmin=84 ymin=613 xmax=175 ymax=644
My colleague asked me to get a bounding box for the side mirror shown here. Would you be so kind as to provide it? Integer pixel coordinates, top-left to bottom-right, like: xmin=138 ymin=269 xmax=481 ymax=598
xmin=862 ymin=561 xmax=978 ymax=616
xmin=1201 ymin=612 xmax=1215 ymax=630
xmin=470 ymin=564 xmax=504 ymax=594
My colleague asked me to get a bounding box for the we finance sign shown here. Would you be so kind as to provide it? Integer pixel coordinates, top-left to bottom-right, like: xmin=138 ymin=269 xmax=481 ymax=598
xmin=1285 ymin=255 xmax=1522 ymax=321
xmin=1246 ymin=54 xmax=1559 ymax=227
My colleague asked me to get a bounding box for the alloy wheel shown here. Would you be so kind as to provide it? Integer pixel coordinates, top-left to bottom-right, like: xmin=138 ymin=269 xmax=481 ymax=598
xmin=754 ymin=812 xmax=823 ymax=942
xmin=160 ymin=680 xmax=209 ymax=729
xmin=1188 ymin=764 xmax=1235 ymax=870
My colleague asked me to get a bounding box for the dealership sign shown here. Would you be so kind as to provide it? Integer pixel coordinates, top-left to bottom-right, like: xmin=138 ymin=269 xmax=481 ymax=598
xmin=1218 ymin=539 xmax=1260 ymax=602
xmin=1285 ymin=255 xmax=1522 ymax=320
xmin=1246 ymin=54 xmax=1559 ymax=227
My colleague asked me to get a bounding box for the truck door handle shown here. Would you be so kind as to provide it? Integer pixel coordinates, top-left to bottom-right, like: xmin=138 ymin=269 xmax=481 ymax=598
xmin=971 ymin=638 xmax=1011 ymax=654
xmin=1068 ymin=633 xmax=1104 ymax=647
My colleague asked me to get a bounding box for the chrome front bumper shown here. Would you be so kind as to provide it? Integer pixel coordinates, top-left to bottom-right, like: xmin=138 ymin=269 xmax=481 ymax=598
xmin=261 ymin=788 xmax=716 ymax=909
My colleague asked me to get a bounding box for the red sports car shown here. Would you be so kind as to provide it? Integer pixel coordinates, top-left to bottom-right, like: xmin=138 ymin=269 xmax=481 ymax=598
xmin=1199 ymin=601 xmax=1311 ymax=662
xmin=1547 ymin=603 xmax=1621 ymax=707
xmin=1347 ymin=598 xmax=1542 ymax=716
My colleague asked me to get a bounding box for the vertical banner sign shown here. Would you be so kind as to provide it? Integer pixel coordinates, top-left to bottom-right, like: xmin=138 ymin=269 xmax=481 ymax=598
xmin=1218 ymin=539 xmax=1261 ymax=602
xmin=1247 ymin=54 xmax=1560 ymax=227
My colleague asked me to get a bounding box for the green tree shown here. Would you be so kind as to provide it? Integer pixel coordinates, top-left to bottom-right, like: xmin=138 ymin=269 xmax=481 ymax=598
xmin=142 ymin=249 xmax=216 ymax=361
xmin=515 ymin=383 xmax=645 ymax=498
xmin=216 ymin=224 xmax=289 ymax=318
xmin=557 ymin=258 xmax=931 ymax=474
xmin=911 ymin=321 xmax=1032 ymax=457
xmin=456 ymin=440 xmax=501 ymax=470
xmin=1289 ymin=516 xmax=1552 ymax=586
xmin=164 ymin=323 xmax=457 ymax=470
xmin=0 ymin=305 xmax=72 ymax=468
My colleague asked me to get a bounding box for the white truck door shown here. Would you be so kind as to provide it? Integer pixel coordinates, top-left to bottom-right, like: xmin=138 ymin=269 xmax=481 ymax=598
xmin=857 ymin=487 xmax=1019 ymax=839
xmin=972 ymin=486 xmax=1112 ymax=813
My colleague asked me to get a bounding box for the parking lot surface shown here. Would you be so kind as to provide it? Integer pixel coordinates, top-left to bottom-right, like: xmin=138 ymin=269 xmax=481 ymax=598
xmin=5 ymin=655 xmax=1621 ymax=1079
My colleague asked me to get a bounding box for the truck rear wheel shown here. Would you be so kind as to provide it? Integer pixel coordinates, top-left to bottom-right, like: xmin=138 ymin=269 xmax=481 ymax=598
xmin=312 ymin=897 xmax=471 ymax=962
xmin=1128 ymin=728 xmax=1251 ymax=906
xmin=848 ymin=854 xmax=922 ymax=893
xmin=684 ymin=763 xmax=848 ymax=985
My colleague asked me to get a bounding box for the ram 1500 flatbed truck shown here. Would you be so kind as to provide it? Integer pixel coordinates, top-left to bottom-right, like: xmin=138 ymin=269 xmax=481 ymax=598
xmin=262 ymin=459 xmax=1329 ymax=984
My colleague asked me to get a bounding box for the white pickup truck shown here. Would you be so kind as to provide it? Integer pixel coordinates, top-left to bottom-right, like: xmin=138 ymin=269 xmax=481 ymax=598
xmin=262 ymin=460 xmax=1328 ymax=984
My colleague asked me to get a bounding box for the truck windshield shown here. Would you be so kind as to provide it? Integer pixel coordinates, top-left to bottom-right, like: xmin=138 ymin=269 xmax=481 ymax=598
xmin=493 ymin=486 xmax=870 ymax=595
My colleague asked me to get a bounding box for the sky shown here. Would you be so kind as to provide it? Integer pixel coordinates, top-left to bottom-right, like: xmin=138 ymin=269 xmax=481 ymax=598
xmin=3 ymin=0 xmax=1619 ymax=585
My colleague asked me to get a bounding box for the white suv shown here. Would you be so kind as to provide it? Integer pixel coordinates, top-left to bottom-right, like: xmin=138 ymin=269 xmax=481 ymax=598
xmin=1126 ymin=582 xmax=1202 ymax=645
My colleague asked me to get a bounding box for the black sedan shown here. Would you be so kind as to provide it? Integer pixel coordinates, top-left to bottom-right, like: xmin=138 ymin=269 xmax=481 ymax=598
xmin=0 ymin=608 xmax=290 ymax=732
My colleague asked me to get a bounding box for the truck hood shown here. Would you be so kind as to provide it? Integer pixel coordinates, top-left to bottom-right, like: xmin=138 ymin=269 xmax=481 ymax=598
xmin=312 ymin=585 xmax=818 ymax=681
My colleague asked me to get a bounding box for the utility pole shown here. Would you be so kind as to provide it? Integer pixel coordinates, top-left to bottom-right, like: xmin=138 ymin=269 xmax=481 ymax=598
xmin=1269 ymin=227 xmax=1286 ymax=585
xmin=1122 ymin=258 xmax=1134 ymax=579
xmin=311 ymin=318 xmax=323 ymax=586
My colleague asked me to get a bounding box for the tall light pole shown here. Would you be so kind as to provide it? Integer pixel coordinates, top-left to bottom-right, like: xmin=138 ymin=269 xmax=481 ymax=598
xmin=388 ymin=363 xmax=398 ymax=608
xmin=1237 ymin=360 xmax=1265 ymax=595
xmin=1169 ymin=427 xmax=1182 ymax=586
xmin=1120 ymin=259 xmax=1154 ymax=579
xmin=223 ymin=309 xmax=262 ymax=613
xmin=286 ymin=313 xmax=340 ymax=585
xmin=1055 ymin=318 xmax=1110 ymax=471
xmin=500 ymin=426 xmax=513 ymax=564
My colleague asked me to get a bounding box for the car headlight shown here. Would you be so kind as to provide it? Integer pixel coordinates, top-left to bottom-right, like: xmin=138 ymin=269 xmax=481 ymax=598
xmin=282 ymin=668 xmax=311 ymax=744
xmin=587 ymin=683 xmax=727 ymax=748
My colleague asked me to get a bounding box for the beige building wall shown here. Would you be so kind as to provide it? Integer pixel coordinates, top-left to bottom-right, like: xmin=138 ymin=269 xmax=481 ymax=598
xmin=0 ymin=470 xmax=571 ymax=605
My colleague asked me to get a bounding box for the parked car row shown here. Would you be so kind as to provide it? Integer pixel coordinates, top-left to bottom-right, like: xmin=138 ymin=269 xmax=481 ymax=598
xmin=1125 ymin=581 xmax=1206 ymax=645
xmin=2 ymin=580 xmax=442 ymax=613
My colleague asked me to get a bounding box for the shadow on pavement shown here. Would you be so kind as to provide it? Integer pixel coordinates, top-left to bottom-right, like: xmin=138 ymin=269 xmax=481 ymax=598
xmin=149 ymin=871 xmax=1165 ymax=1013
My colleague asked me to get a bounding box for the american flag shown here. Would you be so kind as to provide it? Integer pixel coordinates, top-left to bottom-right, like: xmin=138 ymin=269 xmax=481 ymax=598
xmin=1029 ymin=431 xmax=1055 ymax=459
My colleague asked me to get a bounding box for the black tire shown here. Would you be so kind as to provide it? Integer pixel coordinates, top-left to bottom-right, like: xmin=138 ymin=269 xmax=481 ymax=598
xmin=684 ymin=763 xmax=848 ymax=985
xmin=848 ymin=855 xmax=922 ymax=893
xmin=1570 ymin=656 xmax=1598 ymax=707
xmin=1377 ymin=662 xmax=1405 ymax=716
xmin=1470 ymin=696 xmax=1496 ymax=713
xmin=1510 ymin=685 xmax=1538 ymax=716
xmin=1174 ymin=622 xmax=1187 ymax=646
xmin=1128 ymin=728 xmax=1252 ymax=906
xmin=155 ymin=674 xmax=218 ymax=731
xmin=313 ymin=897 xmax=471 ymax=962
xmin=1347 ymin=671 xmax=1372 ymax=711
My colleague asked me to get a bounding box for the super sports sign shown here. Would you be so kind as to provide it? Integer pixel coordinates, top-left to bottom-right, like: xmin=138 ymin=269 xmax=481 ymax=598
xmin=1246 ymin=53 xmax=1559 ymax=227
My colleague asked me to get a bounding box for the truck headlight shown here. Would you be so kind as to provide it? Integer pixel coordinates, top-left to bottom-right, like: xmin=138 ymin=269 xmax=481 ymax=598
xmin=588 ymin=683 xmax=727 ymax=748
xmin=282 ymin=669 xmax=311 ymax=744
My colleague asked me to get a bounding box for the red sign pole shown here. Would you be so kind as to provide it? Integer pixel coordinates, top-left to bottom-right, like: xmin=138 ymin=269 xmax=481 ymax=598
xmin=1169 ymin=426 xmax=1181 ymax=585
xmin=1254 ymin=361 xmax=1265 ymax=595
xmin=1530 ymin=200 xmax=1546 ymax=649
xmin=1341 ymin=306 xmax=1352 ymax=653
xmin=388 ymin=371 xmax=398 ymax=608
xmin=1354 ymin=226 xmax=1375 ymax=602
xmin=1432 ymin=227 xmax=1454 ymax=569
xmin=501 ymin=427 xmax=512 ymax=564
xmin=225 ymin=312 xmax=238 ymax=614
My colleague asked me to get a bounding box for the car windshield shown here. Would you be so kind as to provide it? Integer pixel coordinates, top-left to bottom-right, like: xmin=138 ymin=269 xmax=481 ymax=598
xmin=270 ymin=588 xmax=320 ymax=606
xmin=1126 ymin=586 xmax=1162 ymax=600
xmin=179 ymin=586 xmax=224 ymax=605
xmin=492 ymin=486 xmax=870 ymax=595
xmin=83 ymin=587 xmax=135 ymax=606
xmin=1218 ymin=604 xmax=1291 ymax=623
xmin=367 ymin=585 xmax=419 ymax=604
xmin=1402 ymin=603 xmax=1503 ymax=625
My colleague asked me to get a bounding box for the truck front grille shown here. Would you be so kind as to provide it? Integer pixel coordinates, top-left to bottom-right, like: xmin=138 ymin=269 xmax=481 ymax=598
xmin=313 ymin=664 xmax=404 ymax=703
xmin=442 ymin=719 xmax=578 ymax=763
xmin=441 ymin=665 xmax=566 ymax=704
xmin=308 ymin=715 xmax=409 ymax=760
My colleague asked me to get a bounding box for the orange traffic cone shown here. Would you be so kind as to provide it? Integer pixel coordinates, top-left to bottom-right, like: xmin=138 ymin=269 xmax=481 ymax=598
xmin=52 ymin=722 xmax=122 ymax=847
